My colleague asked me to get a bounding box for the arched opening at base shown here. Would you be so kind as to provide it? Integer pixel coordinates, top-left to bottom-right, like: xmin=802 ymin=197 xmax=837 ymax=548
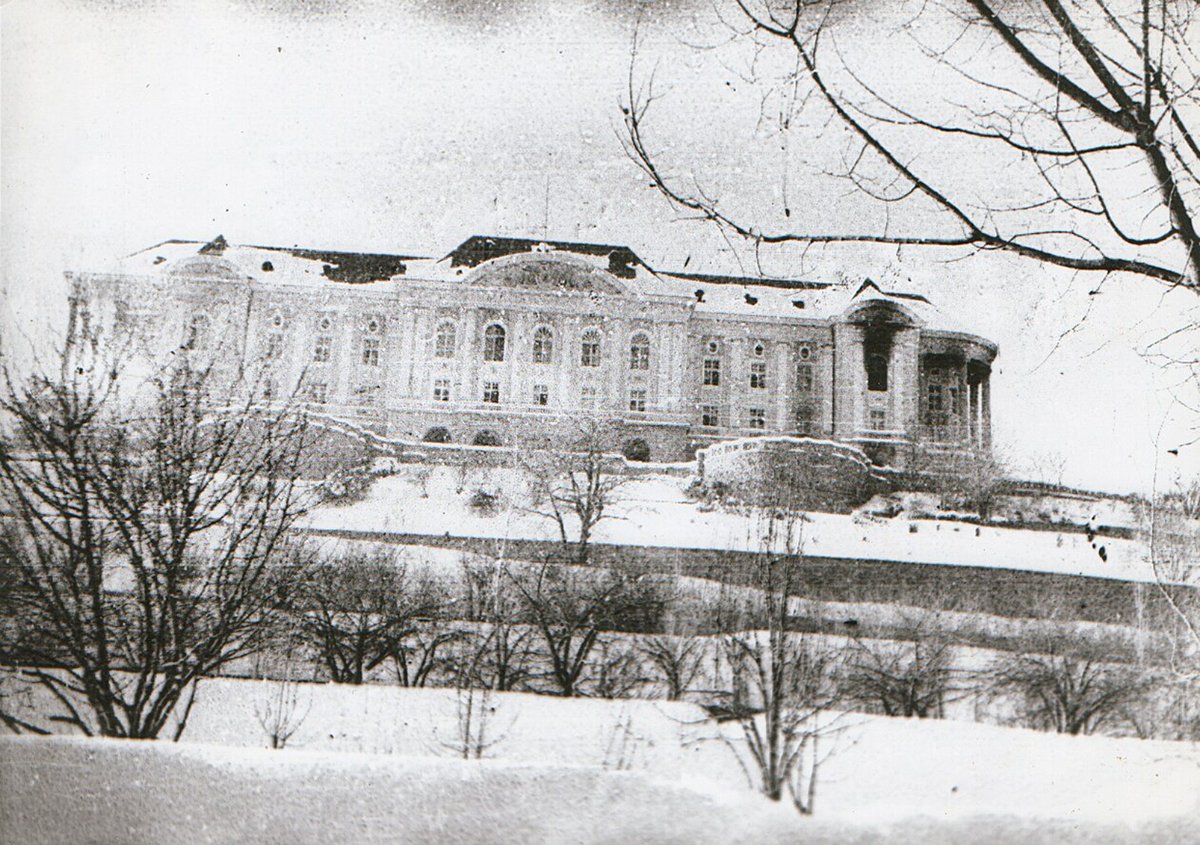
xmin=622 ymin=438 xmax=651 ymax=462
xmin=423 ymin=427 xmax=452 ymax=444
xmin=472 ymin=430 xmax=503 ymax=447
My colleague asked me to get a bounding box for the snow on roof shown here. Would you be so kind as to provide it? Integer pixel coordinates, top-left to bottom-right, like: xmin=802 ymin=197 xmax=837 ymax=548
xmin=101 ymin=235 xmax=982 ymax=335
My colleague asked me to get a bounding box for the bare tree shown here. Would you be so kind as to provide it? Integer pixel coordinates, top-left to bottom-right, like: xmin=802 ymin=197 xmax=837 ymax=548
xmin=392 ymin=618 xmax=464 ymax=689
xmin=460 ymin=551 xmax=535 ymax=692
xmin=0 ymin=338 xmax=312 ymax=739
xmin=718 ymin=508 xmax=844 ymax=815
xmin=841 ymin=614 xmax=961 ymax=718
xmin=638 ymin=576 xmax=709 ymax=701
xmin=625 ymin=0 xmax=1199 ymax=292
xmin=523 ymin=418 xmax=630 ymax=566
xmin=588 ymin=635 xmax=646 ymax=699
xmin=927 ymin=446 xmax=1009 ymax=518
xmin=292 ymin=551 xmax=444 ymax=685
xmin=513 ymin=562 xmax=655 ymax=697
xmin=987 ymin=648 xmax=1157 ymax=734
xmin=254 ymin=656 xmax=312 ymax=750
xmin=640 ymin=633 xmax=707 ymax=701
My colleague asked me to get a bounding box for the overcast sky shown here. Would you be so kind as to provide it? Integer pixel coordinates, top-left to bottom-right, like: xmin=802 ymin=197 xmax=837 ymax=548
xmin=2 ymin=0 xmax=1196 ymax=493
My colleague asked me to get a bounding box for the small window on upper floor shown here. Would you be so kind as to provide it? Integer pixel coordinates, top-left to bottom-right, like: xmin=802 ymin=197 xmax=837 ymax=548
xmin=752 ymin=341 xmax=765 ymax=358
xmin=703 ymin=358 xmax=721 ymax=387
xmin=748 ymin=408 xmax=766 ymax=429
xmin=182 ymin=315 xmax=210 ymax=351
xmin=628 ymin=388 xmax=647 ymax=413
xmin=796 ymin=363 xmax=814 ymax=393
xmin=361 ymin=337 xmax=381 ymax=367
xmin=313 ymin=335 xmax=332 ymax=364
xmin=750 ymin=362 xmax=767 ymax=389
xmin=701 ymin=404 xmax=719 ymax=427
xmin=264 ymin=332 xmax=284 ymax=360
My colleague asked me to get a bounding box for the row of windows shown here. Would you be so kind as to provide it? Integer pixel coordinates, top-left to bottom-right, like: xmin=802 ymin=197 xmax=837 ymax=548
xmin=306 ymin=378 xmax=828 ymax=433
xmin=425 ymin=379 xmax=651 ymax=412
xmin=281 ymin=323 xmax=656 ymax=371
xmin=702 ymin=358 xmax=816 ymax=392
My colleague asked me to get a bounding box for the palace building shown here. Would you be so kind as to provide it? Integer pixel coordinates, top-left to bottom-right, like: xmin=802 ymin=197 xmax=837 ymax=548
xmin=68 ymin=234 xmax=997 ymax=468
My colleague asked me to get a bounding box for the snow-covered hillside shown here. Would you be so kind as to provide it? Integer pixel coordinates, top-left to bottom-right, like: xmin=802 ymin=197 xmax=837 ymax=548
xmin=303 ymin=464 xmax=1154 ymax=583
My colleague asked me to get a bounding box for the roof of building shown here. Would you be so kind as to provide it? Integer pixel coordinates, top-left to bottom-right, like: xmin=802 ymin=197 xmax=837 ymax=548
xmin=100 ymin=234 xmax=985 ymax=340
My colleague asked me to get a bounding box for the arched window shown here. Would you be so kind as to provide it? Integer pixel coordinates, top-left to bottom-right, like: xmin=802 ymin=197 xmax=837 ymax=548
xmin=866 ymin=353 xmax=889 ymax=392
xmin=580 ymin=329 xmax=602 ymax=367
xmin=473 ymin=430 xmax=503 ymax=447
xmin=629 ymin=333 xmax=650 ymax=371
xmin=622 ymin=439 xmax=651 ymax=462
xmin=423 ymin=427 xmax=451 ymax=444
xmin=532 ymin=327 xmax=554 ymax=364
xmin=435 ymin=321 xmax=457 ymax=359
xmin=483 ymin=324 xmax=506 ymax=362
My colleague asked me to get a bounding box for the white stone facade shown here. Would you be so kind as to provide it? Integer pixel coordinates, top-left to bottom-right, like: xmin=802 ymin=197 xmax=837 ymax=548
xmin=68 ymin=235 xmax=998 ymax=466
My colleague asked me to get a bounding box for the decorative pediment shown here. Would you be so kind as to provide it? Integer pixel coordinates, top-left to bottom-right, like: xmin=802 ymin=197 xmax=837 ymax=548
xmin=167 ymin=256 xmax=246 ymax=281
xmin=465 ymin=254 xmax=631 ymax=296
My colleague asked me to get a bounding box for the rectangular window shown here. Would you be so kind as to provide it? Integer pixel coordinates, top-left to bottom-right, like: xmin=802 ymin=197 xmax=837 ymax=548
xmin=313 ymin=335 xmax=332 ymax=363
xmin=482 ymin=381 xmax=500 ymax=404
xmin=308 ymin=382 xmax=328 ymax=404
xmin=433 ymin=379 xmax=451 ymax=402
xmin=533 ymin=384 xmax=549 ymax=406
xmin=947 ymin=385 xmax=961 ymax=416
xmin=869 ymin=409 xmax=887 ymax=431
xmin=703 ymin=358 xmax=721 ymax=386
xmin=927 ymin=383 xmax=944 ymax=413
xmin=701 ymin=404 xmax=719 ymax=427
xmin=795 ymin=404 xmax=814 ymax=433
xmin=628 ymin=389 xmax=646 ymax=413
xmin=265 ymin=332 xmax=284 ymax=360
xmin=750 ymin=362 xmax=767 ymax=389
xmin=796 ymin=363 xmax=814 ymax=393
xmin=361 ymin=337 xmax=381 ymax=367
xmin=580 ymin=385 xmax=597 ymax=409
xmin=748 ymin=408 xmax=766 ymax=430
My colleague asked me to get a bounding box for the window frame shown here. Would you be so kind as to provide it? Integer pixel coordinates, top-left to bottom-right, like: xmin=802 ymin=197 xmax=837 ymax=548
xmin=532 ymin=326 xmax=554 ymax=364
xmin=629 ymin=333 xmax=651 ymax=371
xmin=702 ymin=358 xmax=721 ymax=387
xmin=483 ymin=324 xmax=506 ymax=363
xmin=580 ymin=329 xmax=602 ymax=368
xmin=750 ymin=361 xmax=768 ymax=389
xmin=361 ymin=336 xmax=381 ymax=367
xmin=435 ymin=321 xmax=457 ymax=359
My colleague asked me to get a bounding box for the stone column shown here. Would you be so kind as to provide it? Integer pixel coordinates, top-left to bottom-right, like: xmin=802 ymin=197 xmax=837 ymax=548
xmin=831 ymin=323 xmax=861 ymax=438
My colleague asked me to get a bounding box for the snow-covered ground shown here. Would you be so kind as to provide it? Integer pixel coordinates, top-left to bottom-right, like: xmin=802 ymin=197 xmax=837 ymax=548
xmin=303 ymin=465 xmax=1156 ymax=583
xmin=2 ymin=678 xmax=1197 ymax=844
